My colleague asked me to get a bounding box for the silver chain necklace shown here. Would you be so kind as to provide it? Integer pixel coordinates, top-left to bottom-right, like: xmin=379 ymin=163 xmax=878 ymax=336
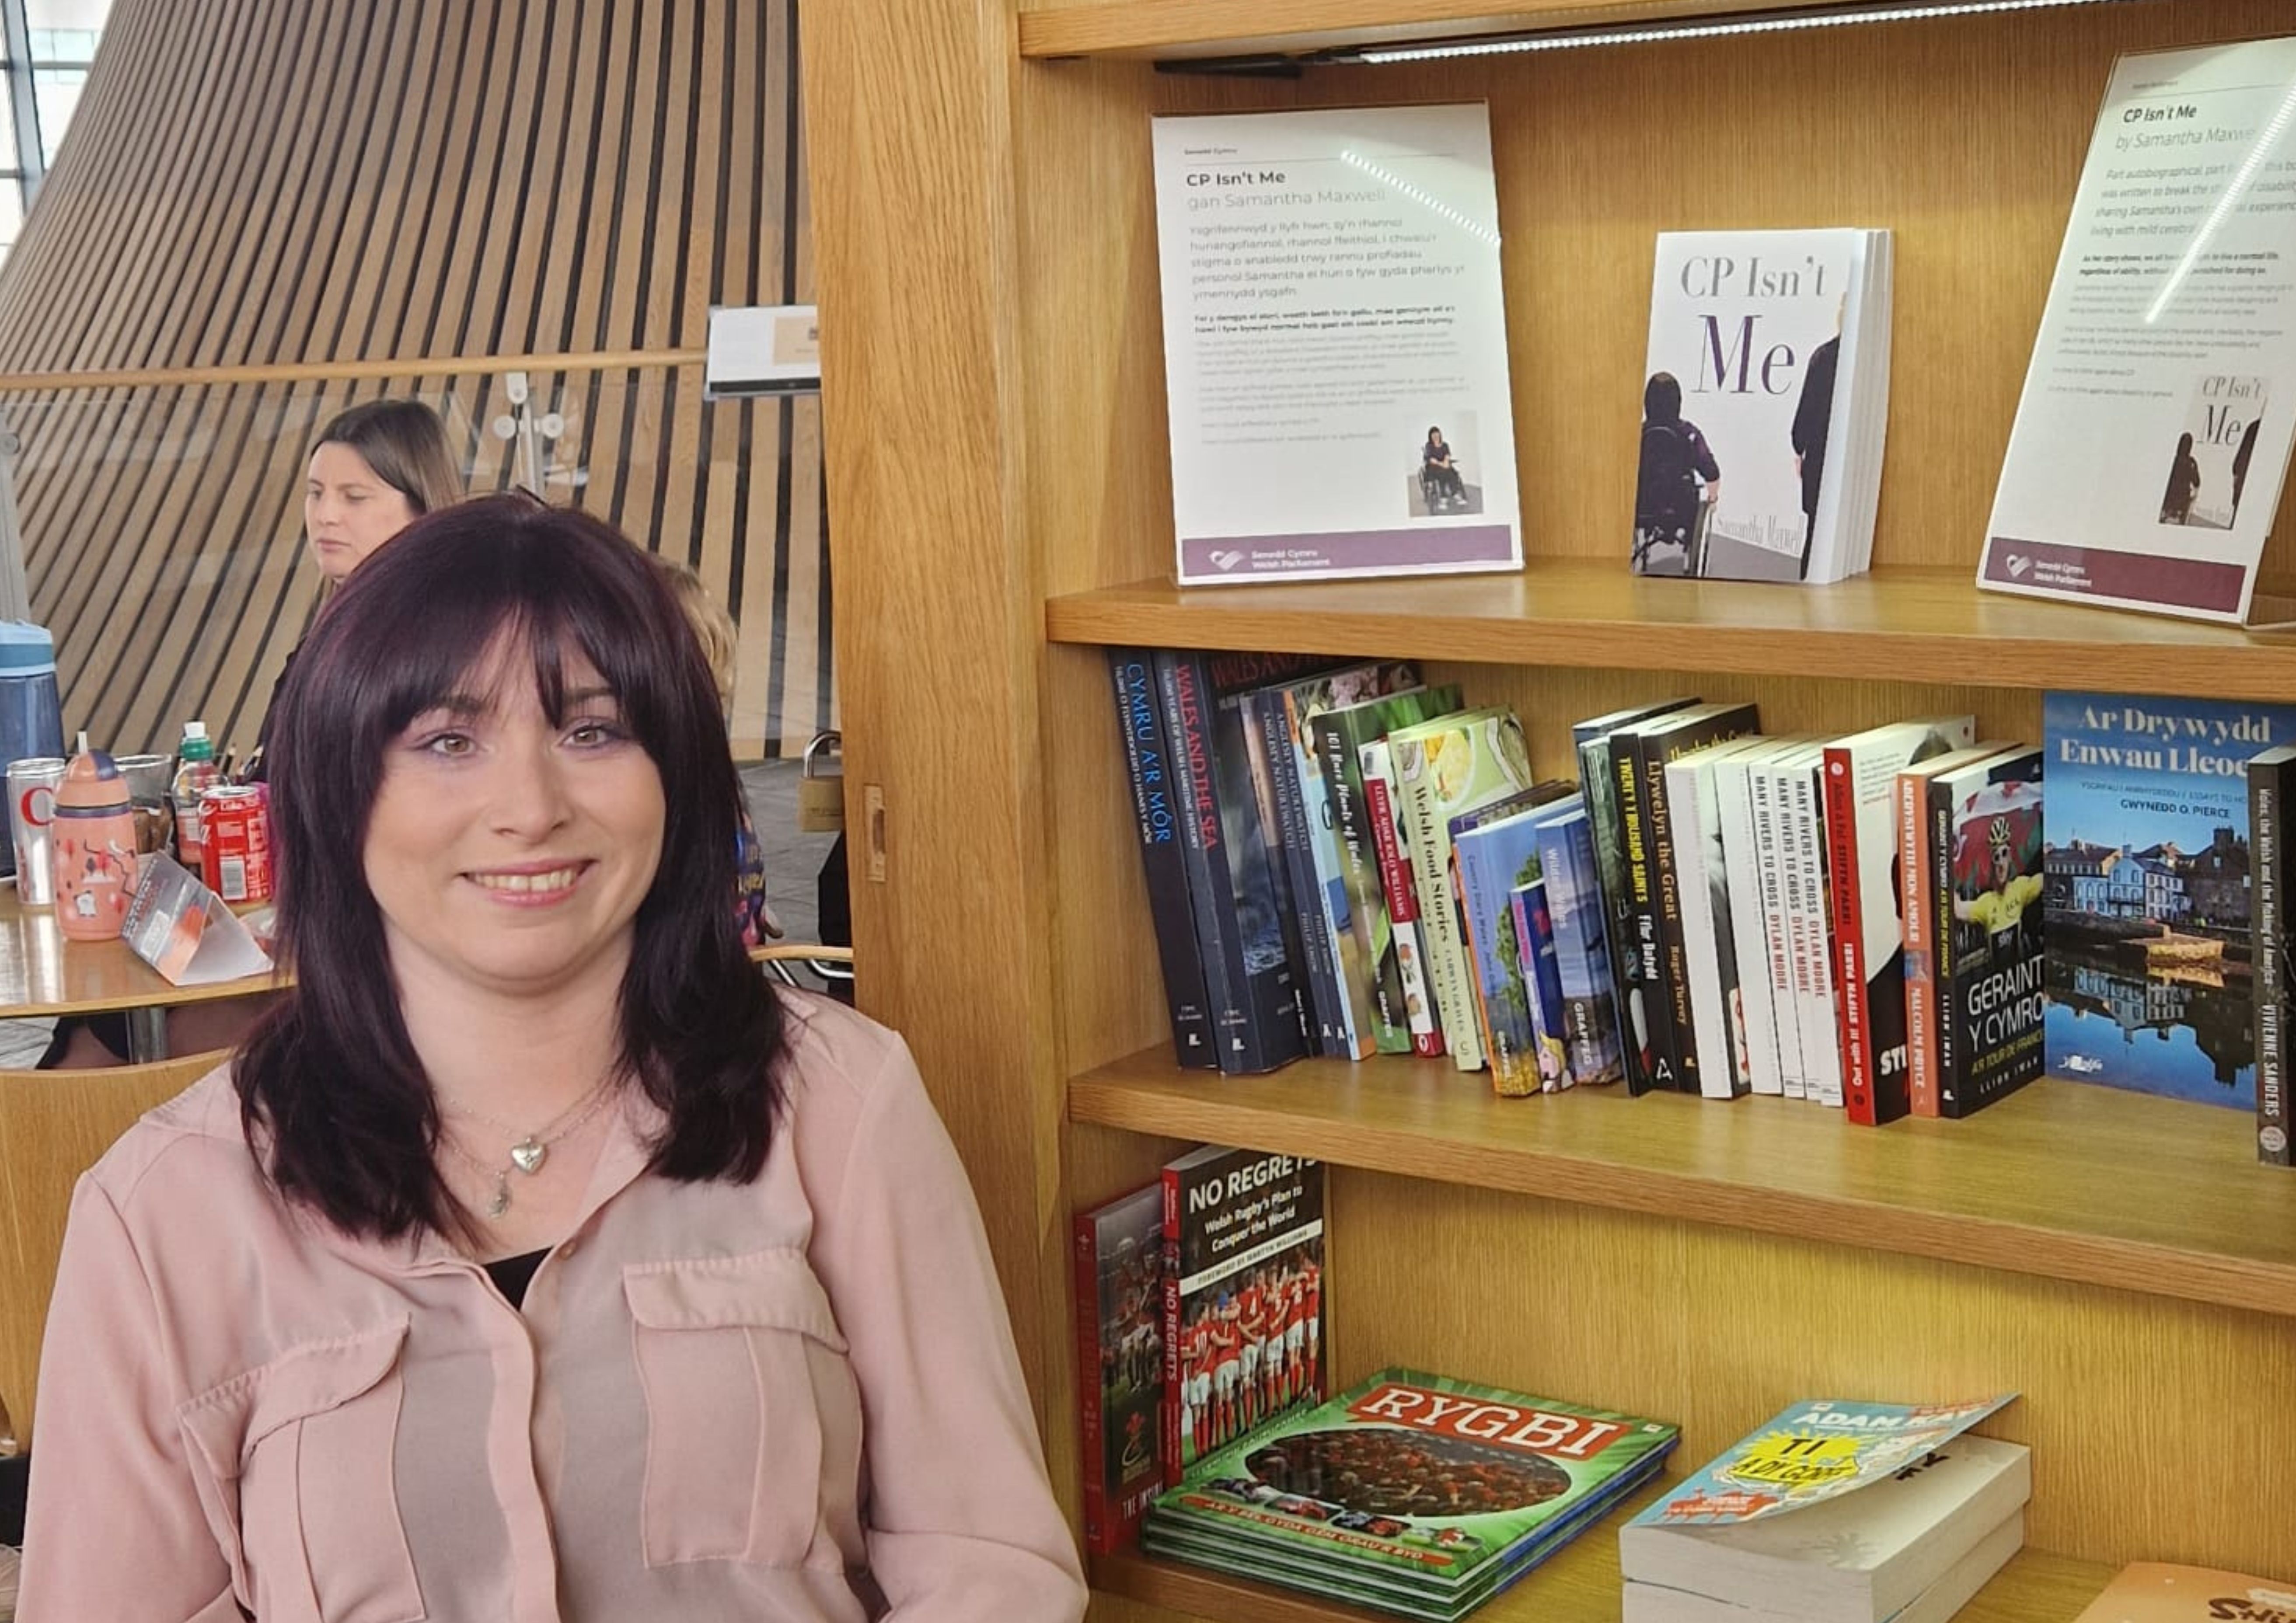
xmin=435 ymin=1075 xmax=622 ymax=1218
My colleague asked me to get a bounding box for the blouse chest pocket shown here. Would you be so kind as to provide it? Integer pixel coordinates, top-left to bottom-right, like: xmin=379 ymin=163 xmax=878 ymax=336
xmin=623 ymin=1248 xmax=862 ymax=1569
xmin=176 ymin=1320 xmax=425 ymax=1623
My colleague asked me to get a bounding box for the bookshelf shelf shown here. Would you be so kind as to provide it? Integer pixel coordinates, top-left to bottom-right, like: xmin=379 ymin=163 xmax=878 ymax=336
xmin=1069 ymin=1052 xmax=2296 ymax=1319
xmin=1046 ymin=564 xmax=2296 ymax=702
xmin=1018 ymin=0 xmax=1818 ymax=61
xmin=1090 ymin=1543 xmax=2112 ymax=1621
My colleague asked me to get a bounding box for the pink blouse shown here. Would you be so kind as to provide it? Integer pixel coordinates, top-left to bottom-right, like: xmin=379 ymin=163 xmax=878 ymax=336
xmin=18 ymin=993 xmax=1087 ymax=1623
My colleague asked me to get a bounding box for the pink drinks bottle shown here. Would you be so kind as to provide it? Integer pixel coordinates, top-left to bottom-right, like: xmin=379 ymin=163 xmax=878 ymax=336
xmin=52 ymin=732 xmax=140 ymax=941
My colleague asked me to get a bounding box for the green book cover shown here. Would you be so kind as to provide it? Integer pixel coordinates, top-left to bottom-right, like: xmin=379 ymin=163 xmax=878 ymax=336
xmin=1312 ymin=684 xmax=1466 ymax=1054
xmin=1147 ymin=1367 xmax=1678 ymax=1597
xmin=1388 ymin=709 xmax=1537 ymax=1071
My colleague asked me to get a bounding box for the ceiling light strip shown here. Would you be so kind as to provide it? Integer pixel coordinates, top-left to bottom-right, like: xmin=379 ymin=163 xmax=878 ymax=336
xmin=1344 ymin=0 xmax=2131 ymax=64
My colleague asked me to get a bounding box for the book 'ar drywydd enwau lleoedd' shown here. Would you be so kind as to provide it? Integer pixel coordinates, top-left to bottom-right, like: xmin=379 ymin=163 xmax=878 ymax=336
xmin=2042 ymin=692 xmax=2296 ymax=1109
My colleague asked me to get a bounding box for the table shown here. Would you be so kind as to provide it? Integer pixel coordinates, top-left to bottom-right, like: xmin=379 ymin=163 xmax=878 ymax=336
xmin=0 ymin=891 xmax=848 ymax=1064
xmin=0 ymin=887 xmax=277 ymax=1061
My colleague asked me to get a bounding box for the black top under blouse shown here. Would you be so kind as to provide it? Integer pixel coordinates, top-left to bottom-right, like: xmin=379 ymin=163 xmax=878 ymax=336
xmin=483 ymin=1247 xmax=549 ymax=1308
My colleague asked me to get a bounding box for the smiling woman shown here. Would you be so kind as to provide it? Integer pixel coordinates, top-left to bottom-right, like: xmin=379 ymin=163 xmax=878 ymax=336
xmin=17 ymin=497 xmax=1087 ymax=1623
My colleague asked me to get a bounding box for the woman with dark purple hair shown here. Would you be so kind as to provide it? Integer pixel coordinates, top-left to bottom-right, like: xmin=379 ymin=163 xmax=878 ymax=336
xmin=21 ymin=496 xmax=1085 ymax=1623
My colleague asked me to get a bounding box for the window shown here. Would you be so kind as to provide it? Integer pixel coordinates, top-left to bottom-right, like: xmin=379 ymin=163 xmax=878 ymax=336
xmin=0 ymin=0 xmax=109 ymax=267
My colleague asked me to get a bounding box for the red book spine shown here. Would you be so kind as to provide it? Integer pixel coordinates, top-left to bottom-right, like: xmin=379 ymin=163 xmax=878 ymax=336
xmin=1160 ymin=1170 xmax=1183 ymax=1487
xmin=1073 ymin=1213 xmax=1113 ymax=1552
xmin=1363 ymin=770 xmax=1443 ymax=1058
xmin=1899 ymin=771 xmax=1942 ymax=1118
xmin=1823 ymin=746 xmax=1875 ymax=1122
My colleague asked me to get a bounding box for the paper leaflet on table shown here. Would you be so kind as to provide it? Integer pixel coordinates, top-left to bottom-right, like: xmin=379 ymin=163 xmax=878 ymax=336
xmin=1627 ymin=1394 xmax=2018 ymax=1527
xmin=123 ymin=852 xmax=273 ymax=986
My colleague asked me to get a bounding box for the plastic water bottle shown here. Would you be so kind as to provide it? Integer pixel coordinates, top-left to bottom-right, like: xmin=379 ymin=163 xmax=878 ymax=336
xmin=0 ymin=623 xmax=64 ymax=879
xmin=171 ymin=721 xmax=220 ymax=871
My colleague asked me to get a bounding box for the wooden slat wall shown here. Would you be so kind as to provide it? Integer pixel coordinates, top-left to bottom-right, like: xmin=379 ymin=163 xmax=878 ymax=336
xmin=0 ymin=0 xmax=833 ymax=758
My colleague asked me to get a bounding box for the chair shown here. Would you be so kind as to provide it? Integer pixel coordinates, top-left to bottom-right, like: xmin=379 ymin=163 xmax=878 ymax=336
xmin=0 ymin=1049 xmax=230 ymax=1445
xmin=751 ymin=942 xmax=856 ymax=995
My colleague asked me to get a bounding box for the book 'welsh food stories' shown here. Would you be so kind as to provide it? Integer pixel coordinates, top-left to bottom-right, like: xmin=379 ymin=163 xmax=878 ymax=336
xmin=2043 ymin=692 xmax=2296 ymax=1109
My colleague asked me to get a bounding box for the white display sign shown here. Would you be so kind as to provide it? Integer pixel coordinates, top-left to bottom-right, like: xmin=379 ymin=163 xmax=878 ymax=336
xmin=1979 ymin=35 xmax=2296 ymax=625
xmin=705 ymin=304 xmax=821 ymax=398
xmin=1150 ymin=104 xmax=1523 ymax=586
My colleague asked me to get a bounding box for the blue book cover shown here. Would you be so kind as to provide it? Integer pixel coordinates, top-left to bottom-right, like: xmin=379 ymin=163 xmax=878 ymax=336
xmin=2043 ymin=692 xmax=2296 ymax=1108
xmin=1453 ymin=799 xmax=1567 ymax=1097
xmin=1533 ymin=805 xmax=1626 ymax=1087
xmin=1507 ymin=881 xmax=1571 ymax=1092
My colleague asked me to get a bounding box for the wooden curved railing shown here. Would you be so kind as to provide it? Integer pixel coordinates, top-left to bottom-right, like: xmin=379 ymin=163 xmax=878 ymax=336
xmin=0 ymin=0 xmax=828 ymax=758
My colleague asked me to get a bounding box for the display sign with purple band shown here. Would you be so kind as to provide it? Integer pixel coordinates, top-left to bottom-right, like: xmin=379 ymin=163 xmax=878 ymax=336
xmin=1151 ymin=103 xmax=1523 ymax=588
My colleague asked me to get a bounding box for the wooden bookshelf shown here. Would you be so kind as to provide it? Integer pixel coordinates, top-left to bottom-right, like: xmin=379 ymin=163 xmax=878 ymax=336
xmin=1018 ymin=0 xmax=1834 ymax=61
xmin=1046 ymin=565 xmax=2296 ymax=703
xmin=1071 ymin=1053 xmax=2296 ymax=1319
xmin=810 ymin=0 xmax=2296 ymax=1609
xmin=1090 ymin=1544 xmax=2113 ymax=1622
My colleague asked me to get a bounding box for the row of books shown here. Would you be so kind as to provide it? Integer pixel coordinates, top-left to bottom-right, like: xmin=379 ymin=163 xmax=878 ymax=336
xmin=1110 ymin=648 xmax=2046 ymax=1123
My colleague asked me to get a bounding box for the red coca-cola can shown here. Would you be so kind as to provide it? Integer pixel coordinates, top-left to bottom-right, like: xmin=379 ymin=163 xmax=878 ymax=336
xmin=199 ymin=783 xmax=273 ymax=903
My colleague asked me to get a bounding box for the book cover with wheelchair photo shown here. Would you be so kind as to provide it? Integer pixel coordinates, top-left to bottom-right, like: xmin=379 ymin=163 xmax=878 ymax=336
xmin=1633 ymin=229 xmax=1890 ymax=587
xmin=1149 ymin=103 xmax=1524 ymax=585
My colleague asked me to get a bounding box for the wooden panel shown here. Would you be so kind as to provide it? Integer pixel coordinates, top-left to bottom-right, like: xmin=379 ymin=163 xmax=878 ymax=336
xmin=1046 ymin=564 xmax=2296 ymax=701
xmin=1019 ymin=0 xmax=1866 ymax=59
xmin=0 ymin=1049 xmax=231 ymax=1440
xmin=801 ymin=0 xmax=1076 ymax=1512
xmin=1093 ymin=1543 xmax=2113 ymax=1622
xmin=1333 ymin=1170 xmax=2296 ymax=1573
xmin=0 ymin=0 xmax=834 ymax=758
xmin=1072 ymin=1054 xmax=2296 ymax=1317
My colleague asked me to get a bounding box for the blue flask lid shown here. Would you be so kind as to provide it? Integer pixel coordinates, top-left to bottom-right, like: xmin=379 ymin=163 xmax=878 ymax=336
xmin=0 ymin=621 xmax=56 ymax=678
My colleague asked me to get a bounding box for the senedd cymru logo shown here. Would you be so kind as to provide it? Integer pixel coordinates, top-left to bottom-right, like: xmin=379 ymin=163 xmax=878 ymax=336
xmin=2005 ymin=554 xmax=2030 ymax=578
xmin=1208 ymin=549 xmax=1247 ymax=571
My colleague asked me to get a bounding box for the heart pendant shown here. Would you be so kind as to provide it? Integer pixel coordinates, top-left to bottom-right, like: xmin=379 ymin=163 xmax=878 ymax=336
xmin=509 ymin=1137 xmax=547 ymax=1175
